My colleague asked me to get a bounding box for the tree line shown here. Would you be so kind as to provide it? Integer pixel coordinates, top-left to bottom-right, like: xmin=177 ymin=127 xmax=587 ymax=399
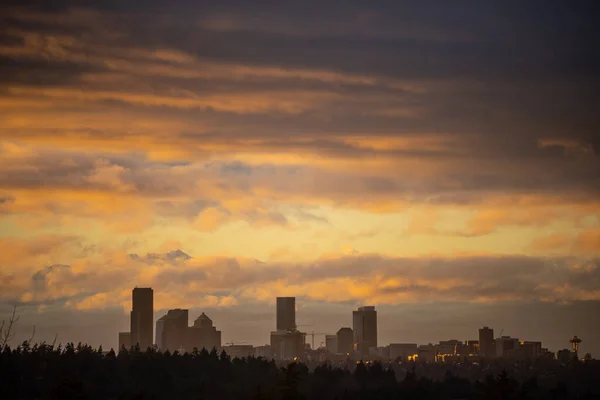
xmin=1 ymin=342 xmax=599 ymax=399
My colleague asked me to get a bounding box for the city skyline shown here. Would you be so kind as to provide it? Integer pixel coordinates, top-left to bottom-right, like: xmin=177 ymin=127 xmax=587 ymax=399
xmin=111 ymin=290 xmax=586 ymax=362
xmin=1 ymin=0 xmax=599 ymax=362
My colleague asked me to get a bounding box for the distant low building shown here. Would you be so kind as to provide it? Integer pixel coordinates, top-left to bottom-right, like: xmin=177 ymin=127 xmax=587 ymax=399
xmin=389 ymin=343 xmax=418 ymax=362
xmin=557 ymin=348 xmax=574 ymax=364
xmin=438 ymin=340 xmax=462 ymax=357
xmin=255 ymin=345 xmax=272 ymax=359
xmin=495 ymin=336 xmax=520 ymax=359
xmin=518 ymin=341 xmax=542 ymax=360
xmin=417 ymin=344 xmax=437 ymax=363
xmin=325 ymin=335 xmax=338 ymax=354
xmin=465 ymin=340 xmax=479 ymax=354
xmin=270 ymin=330 xmax=305 ymax=361
xmin=369 ymin=346 xmax=389 ymax=359
xmin=118 ymin=332 xmax=131 ymax=350
xmin=223 ymin=345 xmax=255 ymax=359
xmin=336 ymin=327 xmax=354 ymax=355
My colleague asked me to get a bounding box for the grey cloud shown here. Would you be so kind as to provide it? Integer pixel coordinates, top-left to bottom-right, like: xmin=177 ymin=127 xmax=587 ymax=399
xmin=129 ymin=249 xmax=192 ymax=265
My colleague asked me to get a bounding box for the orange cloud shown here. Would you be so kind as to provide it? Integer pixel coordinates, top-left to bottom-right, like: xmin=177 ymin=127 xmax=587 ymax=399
xmin=529 ymin=233 xmax=571 ymax=251
xmin=573 ymin=229 xmax=600 ymax=255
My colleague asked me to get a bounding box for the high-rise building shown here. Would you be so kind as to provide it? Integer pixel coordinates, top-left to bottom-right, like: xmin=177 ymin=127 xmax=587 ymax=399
xmin=156 ymin=309 xmax=189 ymax=352
xmin=478 ymin=326 xmax=495 ymax=358
xmin=187 ymin=312 xmax=222 ymax=351
xmin=276 ymin=297 xmax=296 ymax=331
xmin=353 ymin=306 xmax=377 ymax=356
xmin=130 ymin=287 xmax=153 ymax=350
xmin=336 ymin=327 xmax=354 ymax=355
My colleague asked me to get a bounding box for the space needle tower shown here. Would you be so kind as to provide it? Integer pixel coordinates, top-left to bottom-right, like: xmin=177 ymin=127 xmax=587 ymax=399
xmin=569 ymin=335 xmax=582 ymax=358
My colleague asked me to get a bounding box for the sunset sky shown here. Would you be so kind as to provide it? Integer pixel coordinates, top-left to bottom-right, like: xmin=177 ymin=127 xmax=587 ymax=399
xmin=1 ymin=1 xmax=599 ymax=355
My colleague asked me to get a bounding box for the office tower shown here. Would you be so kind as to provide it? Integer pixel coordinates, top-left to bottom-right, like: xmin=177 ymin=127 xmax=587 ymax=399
xmin=325 ymin=335 xmax=338 ymax=354
xmin=478 ymin=326 xmax=495 ymax=358
xmin=187 ymin=312 xmax=222 ymax=351
xmin=336 ymin=327 xmax=354 ymax=355
xmin=276 ymin=297 xmax=296 ymax=331
xmin=118 ymin=332 xmax=131 ymax=350
xmin=156 ymin=309 xmax=189 ymax=352
xmin=352 ymin=306 xmax=377 ymax=356
xmin=130 ymin=287 xmax=153 ymax=350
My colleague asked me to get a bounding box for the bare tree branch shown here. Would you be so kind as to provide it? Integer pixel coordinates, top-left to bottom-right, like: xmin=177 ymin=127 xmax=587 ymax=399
xmin=26 ymin=325 xmax=36 ymax=345
xmin=1 ymin=305 xmax=21 ymax=351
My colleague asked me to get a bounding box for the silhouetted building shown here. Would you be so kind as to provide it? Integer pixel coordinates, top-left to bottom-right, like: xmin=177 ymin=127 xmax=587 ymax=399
xmin=465 ymin=340 xmax=479 ymax=354
xmin=276 ymin=297 xmax=296 ymax=331
xmin=518 ymin=341 xmax=542 ymax=360
xmin=187 ymin=312 xmax=222 ymax=351
xmin=130 ymin=287 xmax=153 ymax=350
xmin=255 ymin=345 xmax=272 ymax=358
xmin=369 ymin=346 xmax=389 ymax=359
xmin=223 ymin=344 xmax=254 ymax=359
xmin=557 ymin=348 xmax=574 ymax=363
xmin=118 ymin=332 xmax=131 ymax=350
xmin=438 ymin=339 xmax=462 ymax=356
xmin=389 ymin=343 xmax=418 ymax=362
xmin=496 ymin=336 xmax=519 ymax=358
xmin=270 ymin=330 xmax=305 ymax=360
xmin=417 ymin=344 xmax=437 ymax=363
xmin=336 ymin=327 xmax=354 ymax=355
xmin=325 ymin=335 xmax=337 ymax=354
xmin=156 ymin=309 xmax=188 ymax=352
xmin=353 ymin=306 xmax=377 ymax=356
xmin=478 ymin=326 xmax=495 ymax=358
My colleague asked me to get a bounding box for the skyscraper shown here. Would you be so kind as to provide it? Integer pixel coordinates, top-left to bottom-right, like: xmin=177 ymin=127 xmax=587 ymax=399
xmin=353 ymin=306 xmax=377 ymax=356
xmin=156 ymin=309 xmax=188 ymax=352
xmin=276 ymin=297 xmax=296 ymax=331
xmin=479 ymin=326 xmax=495 ymax=358
xmin=130 ymin=287 xmax=153 ymax=350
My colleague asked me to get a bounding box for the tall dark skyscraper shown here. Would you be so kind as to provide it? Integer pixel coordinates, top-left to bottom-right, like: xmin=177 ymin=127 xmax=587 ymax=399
xmin=479 ymin=326 xmax=495 ymax=358
xmin=276 ymin=297 xmax=296 ymax=331
xmin=353 ymin=306 xmax=377 ymax=356
xmin=131 ymin=287 xmax=153 ymax=350
xmin=156 ymin=308 xmax=188 ymax=352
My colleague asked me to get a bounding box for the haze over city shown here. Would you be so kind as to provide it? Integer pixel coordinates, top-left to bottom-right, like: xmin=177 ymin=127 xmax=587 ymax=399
xmin=1 ymin=0 xmax=599 ymax=361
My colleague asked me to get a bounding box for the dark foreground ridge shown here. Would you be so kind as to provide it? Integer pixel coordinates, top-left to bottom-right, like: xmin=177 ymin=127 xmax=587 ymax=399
xmin=1 ymin=343 xmax=599 ymax=400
